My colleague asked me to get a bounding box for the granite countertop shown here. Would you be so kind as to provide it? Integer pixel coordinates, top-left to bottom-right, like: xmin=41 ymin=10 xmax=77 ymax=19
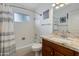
xmin=42 ymin=33 xmax=79 ymax=52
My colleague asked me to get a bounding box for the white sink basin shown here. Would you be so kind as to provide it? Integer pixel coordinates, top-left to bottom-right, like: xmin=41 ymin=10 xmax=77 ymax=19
xmin=49 ymin=37 xmax=73 ymax=45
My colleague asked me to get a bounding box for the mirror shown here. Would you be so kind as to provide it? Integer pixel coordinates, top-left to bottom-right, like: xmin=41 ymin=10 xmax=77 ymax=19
xmin=53 ymin=3 xmax=79 ymax=36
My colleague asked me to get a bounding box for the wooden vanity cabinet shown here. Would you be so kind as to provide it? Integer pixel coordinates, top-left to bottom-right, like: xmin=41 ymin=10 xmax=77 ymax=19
xmin=54 ymin=51 xmax=64 ymax=56
xmin=42 ymin=39 xmax=79 ymax=56
xmin=43 ymin=46 xmax=54 ymax=56
xmin=42 ymin=39 xmax=54 ymax=56
xmin=75 ymin=52 xmax=79 ymax=56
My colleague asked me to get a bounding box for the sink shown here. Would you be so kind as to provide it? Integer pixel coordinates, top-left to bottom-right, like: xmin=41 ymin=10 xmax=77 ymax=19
xmin=47 ymin=34 xmax=73 ymax=44
xmin=54 ymin=36 xmax=73 ymax=44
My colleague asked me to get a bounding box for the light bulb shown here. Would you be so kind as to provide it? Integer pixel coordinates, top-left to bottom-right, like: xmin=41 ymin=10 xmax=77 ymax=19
xmin=59 ymin=4 xmax=64 ymax=7
xmin=55 ymin=6 xmax=59 ymax=9
xmin=52 ymin=3 xmax=56 ymax=7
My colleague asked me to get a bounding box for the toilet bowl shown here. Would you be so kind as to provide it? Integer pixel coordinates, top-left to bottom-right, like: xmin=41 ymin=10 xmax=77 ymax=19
xmin=32 ymin=43 xmax=42 ymax=56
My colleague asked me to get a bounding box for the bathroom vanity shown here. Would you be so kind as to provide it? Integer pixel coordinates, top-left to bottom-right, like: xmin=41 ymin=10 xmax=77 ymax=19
xmin=42 ymin=34 xmax=79 ymax=56
xmin=41 ymin=3 xmax=79 ymax=56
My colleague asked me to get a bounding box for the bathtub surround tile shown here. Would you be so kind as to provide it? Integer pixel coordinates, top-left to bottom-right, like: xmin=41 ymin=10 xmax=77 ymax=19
xmin=0 ymin=3 xmax=16 ymax=56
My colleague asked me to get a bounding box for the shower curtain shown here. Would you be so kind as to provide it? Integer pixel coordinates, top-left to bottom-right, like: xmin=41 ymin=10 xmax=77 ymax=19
xmin=0 ymin=3 xmax=16 ymax=56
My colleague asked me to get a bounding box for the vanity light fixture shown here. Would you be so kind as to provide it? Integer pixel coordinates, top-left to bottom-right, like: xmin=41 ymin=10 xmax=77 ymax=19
xmin=55 ymin=6 xmax=60 ymax=9
xmin=52 ymin=3 xmax=68 ymax=10
xmin=52 ymin=3 xmax=56 ymax=7
xmin=59 ymin=4 xmax=65 ymax=7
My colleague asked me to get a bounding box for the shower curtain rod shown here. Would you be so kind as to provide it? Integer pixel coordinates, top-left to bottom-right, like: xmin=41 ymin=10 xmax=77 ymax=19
xmin=4 ymin=4 xmax=42 ymax=16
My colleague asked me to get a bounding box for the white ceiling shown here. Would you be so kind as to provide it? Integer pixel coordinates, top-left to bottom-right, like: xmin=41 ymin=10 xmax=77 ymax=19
xmin=18 ymin=3 xmax=52 ymax=11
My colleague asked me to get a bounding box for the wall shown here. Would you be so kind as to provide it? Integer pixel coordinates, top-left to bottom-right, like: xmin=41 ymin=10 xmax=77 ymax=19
xmin=68 ymin=10 xmax=79 ymax=34
xmin=10 ymin=4 xmax=36 ymax=49
xmin=35 ymin=4 xmax=53 ymax=42
xmin=53 ymin=3 xmax=79 ymax=34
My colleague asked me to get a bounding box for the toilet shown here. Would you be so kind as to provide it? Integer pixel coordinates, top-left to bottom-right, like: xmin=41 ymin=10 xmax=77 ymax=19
xmin=32 ymin=43 xmax=42 ymax=56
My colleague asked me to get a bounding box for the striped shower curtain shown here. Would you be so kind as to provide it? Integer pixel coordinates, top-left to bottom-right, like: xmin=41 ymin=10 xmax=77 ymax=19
xmin=0 ymin=4 xmax=16 ymax=56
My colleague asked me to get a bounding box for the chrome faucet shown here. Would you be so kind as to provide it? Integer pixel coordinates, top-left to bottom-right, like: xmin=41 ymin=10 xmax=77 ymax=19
xmin=60 ymin=31 xmax=67 ymax=39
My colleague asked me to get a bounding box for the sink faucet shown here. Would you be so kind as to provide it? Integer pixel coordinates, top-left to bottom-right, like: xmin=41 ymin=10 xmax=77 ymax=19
xmin=60 ymin=31 xmax=67 ymax=39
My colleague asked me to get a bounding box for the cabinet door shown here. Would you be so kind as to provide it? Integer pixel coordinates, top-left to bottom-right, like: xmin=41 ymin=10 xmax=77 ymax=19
xmin=42 ymin=46 xmax=47 ymax=56
xmin=54 ymin=51 xmax=64 ymax=56
xmin=42 ymin=39 xmax=53 ymax=56
xmin=75 ymin=52 xmax=79 ymax=56
xmin=45 ymin=46 xmax=53 ymax=56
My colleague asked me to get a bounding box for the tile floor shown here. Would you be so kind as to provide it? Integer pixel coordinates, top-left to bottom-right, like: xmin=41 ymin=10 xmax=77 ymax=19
xmin=16 ymin=48 xmax=42 ymax=56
